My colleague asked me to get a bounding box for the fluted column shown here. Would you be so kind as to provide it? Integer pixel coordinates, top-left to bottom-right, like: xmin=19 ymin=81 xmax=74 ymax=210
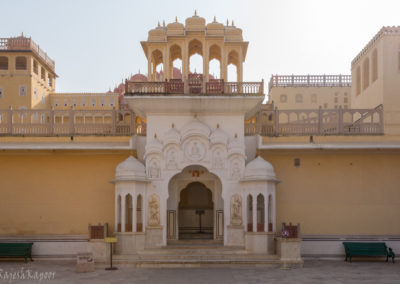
xmin=164 ymin=47 xmax=170 ymax=80
xmin=252 ymin=194 xmax=257 ymax=233
xmin=121 ymin=193 xmax=126 ymax=232
xmin=243 ymin=195 xmax=248 ymax=232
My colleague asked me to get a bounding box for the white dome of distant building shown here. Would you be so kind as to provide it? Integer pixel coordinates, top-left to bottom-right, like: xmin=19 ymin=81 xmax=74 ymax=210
xmin=115 ymin=156 xmax=146 ymax=181
xmin=244 ymin=156 xmax=277 ymax=181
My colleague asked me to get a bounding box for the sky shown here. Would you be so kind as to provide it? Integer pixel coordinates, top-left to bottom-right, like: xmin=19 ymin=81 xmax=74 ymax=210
xmin=1 ymin=0 xmax=400 ymax=93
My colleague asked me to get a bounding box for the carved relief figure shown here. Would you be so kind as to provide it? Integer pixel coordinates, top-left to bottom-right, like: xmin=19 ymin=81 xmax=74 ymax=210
xmin=148 ymin=160 xmax=160 ymax=178
xmin=230 ymin=160 xmax=241 ymax=179
xmin=166 ymin=149 xmax=177 ymax=169
xmin=213 ymin=150 xmax=224 ymax=169
xmin=148 ymin=194 xmax=160 ymax=226
xmin=191 ymin=141 xmax=200 ymax=159
xmin=231 ymin=194 xmax=242 ymax=226
xmin=185 ymin=139 xmax=206 ymax=161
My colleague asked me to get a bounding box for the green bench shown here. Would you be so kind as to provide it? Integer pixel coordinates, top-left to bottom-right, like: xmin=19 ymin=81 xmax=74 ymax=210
xmin=343 ymin=242 xmax=395 ymax=263
xmin=0 ymin=243 xmax=34 ymax=263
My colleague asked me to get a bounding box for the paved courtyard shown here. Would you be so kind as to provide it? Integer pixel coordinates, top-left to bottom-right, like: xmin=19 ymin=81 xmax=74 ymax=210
xmin=0 ymin=259 xmax=399 ymax=284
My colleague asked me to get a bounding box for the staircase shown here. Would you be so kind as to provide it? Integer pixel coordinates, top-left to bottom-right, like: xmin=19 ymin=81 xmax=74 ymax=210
xmin=113 ymin=240 xmax=280 ymax=267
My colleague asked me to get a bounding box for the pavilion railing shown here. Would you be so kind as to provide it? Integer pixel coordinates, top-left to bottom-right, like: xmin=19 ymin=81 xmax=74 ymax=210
xmin=268 ymin=75 xmax=352 ymax=91
xmin=0 ymin=108 xmax=144 ymax=136
xmin=125 ymin=79 xmax=264 ymax=96
xmin=245 ymin=105 xmax=384 ymax=136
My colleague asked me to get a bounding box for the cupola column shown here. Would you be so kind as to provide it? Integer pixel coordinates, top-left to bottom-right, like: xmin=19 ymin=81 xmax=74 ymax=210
xmin=264 ymin=195 xmax=269 ymax=232
xmin=163 ymin=46 xmax=170 ymax=80
xmin=238 ymin=48 xmax=243 ymax=83
xmin=121 ymin=193 xmax=126 ymax=232
xmin=147 ymin=51 xmax=152 ymax=81
xmin=252 ymin=194 xmax=257 ymax=232
xmin=222 ymin=48 xmax=228 ymax=82
xmin=132 ymin=193 xmax=137 ymax=232
xmin=203 ymin=42 xmax=209 ymax=83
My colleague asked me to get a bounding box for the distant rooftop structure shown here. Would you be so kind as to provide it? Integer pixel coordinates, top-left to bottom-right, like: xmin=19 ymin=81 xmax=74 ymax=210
xmin=0 ymin=34 xmax=55 ymax=71
xmin=351 ymin=26 xmax=400 ymax=68
xmin=268 ymin=75 xmax=351 ymax=91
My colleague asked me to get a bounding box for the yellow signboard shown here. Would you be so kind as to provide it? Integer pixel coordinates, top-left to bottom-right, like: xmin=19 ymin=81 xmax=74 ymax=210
xmin=105 ymin=237 xmax=117 ymax=243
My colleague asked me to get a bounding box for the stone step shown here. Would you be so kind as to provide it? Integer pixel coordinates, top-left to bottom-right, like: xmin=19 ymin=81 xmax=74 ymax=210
xmin=112 ymin=254 xmax=281 ymax=268
xmin=134 ymin=254 xmax=278 ymax=260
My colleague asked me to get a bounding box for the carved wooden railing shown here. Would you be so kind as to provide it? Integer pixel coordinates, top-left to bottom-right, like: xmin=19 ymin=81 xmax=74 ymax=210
xmin=245 ymin=105 xmax=384 ymax=136
xmin=0 ymin=108 xmax=142 ymax=136
xmin=125 ymin=79 xmax=264 ymax=95
xmin=268 ymin=75 xmax=351 ymax=91
xmin=0 ymin=37 xmax=55 ymax=71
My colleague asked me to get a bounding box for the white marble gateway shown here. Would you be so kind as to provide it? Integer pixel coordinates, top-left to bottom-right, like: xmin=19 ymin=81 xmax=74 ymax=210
xmin=112 ymin=94 xmax=279 ymax=253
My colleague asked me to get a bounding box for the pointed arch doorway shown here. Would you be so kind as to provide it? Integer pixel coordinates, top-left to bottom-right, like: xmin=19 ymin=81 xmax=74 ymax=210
xmin=167 ymin=165 xmax=224 ymax=242
xmin=179 ymin=182 xmax=213 ymax=239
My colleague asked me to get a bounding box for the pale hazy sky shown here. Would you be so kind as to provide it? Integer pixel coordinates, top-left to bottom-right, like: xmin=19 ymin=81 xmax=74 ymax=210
xmin=1 ymin=0 xmax=399 ymax=92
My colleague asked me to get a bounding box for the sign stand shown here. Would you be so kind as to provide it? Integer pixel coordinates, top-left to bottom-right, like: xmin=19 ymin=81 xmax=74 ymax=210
xmin=105 ymin=237 xmax=118 ymax=270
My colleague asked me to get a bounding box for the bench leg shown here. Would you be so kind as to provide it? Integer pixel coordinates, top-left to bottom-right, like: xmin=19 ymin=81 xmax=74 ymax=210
xmin=349 ymin=256 xmax=352 ymax=263
xmin=386 ymin=256 xmax=389 ymax=262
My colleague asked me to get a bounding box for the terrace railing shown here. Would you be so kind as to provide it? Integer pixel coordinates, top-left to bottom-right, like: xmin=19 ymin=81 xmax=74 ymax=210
xmin=0 ymin=108 xmax=143 ymax=136
xmin=125 ymin=79 xmax=264 ymax=96
xmin=0 ymin=36 xmax=55 ymax=71
xmin=268 ymin=75 xmax=351 ymax=91
xmin=245 ymin=105 xmax=384 ymax=136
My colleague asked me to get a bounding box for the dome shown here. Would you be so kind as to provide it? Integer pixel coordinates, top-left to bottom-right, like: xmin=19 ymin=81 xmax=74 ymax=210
xmin=228 ymin=135 xmax=245 ymax=156
xmin=115 ymin=156 xmax=146 ymax=181
xmin=210 ymin=125 xmax=228 ymax=145
xmin=243 ymin=156 xmax=276 ymax=181
xmin=163 ymin=124 xmax=181 ymax=145
xmin=206 ymin=18 xmax=224 ymax=36
xmin=148 ymin=26 xmax=166 ymax=41
xmin=167 ymin=19 xmax=184 ymax=36
xmin=145 ymin=134 xmax=163 ymax=156
xmin=130 ymin=73 xmax=147 ymax=82
xmin=181 ymin=118 xmax=211 ymax=140
xmin=185 ymin=11 xmax=206 ymax=31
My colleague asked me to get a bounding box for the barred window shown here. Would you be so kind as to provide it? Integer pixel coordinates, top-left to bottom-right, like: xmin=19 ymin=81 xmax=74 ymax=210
xmin=15 ymin=56 xmax=27 ymax=70
xmin=0 ymin=56 xmax=8 ymax=70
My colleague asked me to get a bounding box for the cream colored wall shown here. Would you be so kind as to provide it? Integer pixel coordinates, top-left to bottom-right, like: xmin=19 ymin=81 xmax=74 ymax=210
xmin=350 ymin=40 xmax=384 ymax=109
xmin=0 ymin=52 xmax=55 ymax=110
xmin=259 ymin=150 xmax=400 ymax=235
xmin=0 ymin=151 xmax=132 ymax=235
xmin=50 ymin=93 xmax=119 ymax=110
xmin=269 ymin=86 xmax=351 ymax=110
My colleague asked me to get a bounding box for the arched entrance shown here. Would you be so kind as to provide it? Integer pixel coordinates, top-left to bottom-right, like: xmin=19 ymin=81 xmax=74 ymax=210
xmin=167 ymin=165 xmax=224 ymax=242
xmin=179 ymin=182 xmax=213 ymax=239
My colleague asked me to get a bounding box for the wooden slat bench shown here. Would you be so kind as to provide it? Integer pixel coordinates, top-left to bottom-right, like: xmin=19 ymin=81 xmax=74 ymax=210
xmin=0 ymin=243 xmax=34 ymax=263
xmin=343 ymin=242 xmax=395 ymax=263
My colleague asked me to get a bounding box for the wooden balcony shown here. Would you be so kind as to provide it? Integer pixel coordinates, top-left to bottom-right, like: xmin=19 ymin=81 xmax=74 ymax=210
xmin=125 ymin=79 xmax=264 ymax=96
xmin=0 ymin=36 xmax=55 ymax=71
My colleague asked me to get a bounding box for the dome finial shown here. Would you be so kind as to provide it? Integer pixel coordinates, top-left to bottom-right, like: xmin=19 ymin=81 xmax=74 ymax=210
xmin=226 ymin=19 xmax=229 ymax=26
xmin=213 ymin=16 xmax=216 ymax=22
xmin=21 ymin=32 xmax=24 ymax=37
xmin=172 ymin=123 xmax=175 ymax=128
xmin=194 ymin=9 xmax=197 ymax=16
xmin=157 ymin=21 xmax=160 ymax=27
xmin=234 ymin=133 xmax=238 ymax=138
xmin=154 ymin=133 xmax=157 ymax=139
xmin=232 ymin=20 xmax=234 ymax=26
xmin=175 ymin=16 xmax=178 ymax=22
xmin=163 ymin=20 xmax=165 ymax=27
xmin=216 ymin=123 xmax=219 ymax=128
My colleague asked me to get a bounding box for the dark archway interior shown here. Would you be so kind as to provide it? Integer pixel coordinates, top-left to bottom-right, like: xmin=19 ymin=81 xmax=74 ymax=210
xmin=178 ymin=182 xmax=213 ymax=239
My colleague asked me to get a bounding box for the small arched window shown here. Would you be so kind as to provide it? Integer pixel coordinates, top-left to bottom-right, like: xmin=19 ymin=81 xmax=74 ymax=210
xmin=280 ymin=94 xmax=287 ymax=103
xmin=295 ymin=94 xmax=303 ymax=103
xmin=0 ymin=56 xmax=8 ymax=70
xmin=15 ymin=56 xmax=27 ymax=70
xmin=311 ymin=93 xmax=317 ymax=103
xmin=372 ymin=49 xmax=378 ymax=82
